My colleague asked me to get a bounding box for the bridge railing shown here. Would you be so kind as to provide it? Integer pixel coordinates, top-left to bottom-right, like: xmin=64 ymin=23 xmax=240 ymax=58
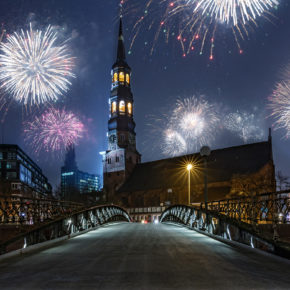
xmin=0 ymin=194 xmax=84 ymax=225
xmin=198 ymin=190 xmax=290 ymax=225
xmin=160 ymin=202 xmax=290 ymax=258
xmin=0 ymin=204 xmax=131 ymax=255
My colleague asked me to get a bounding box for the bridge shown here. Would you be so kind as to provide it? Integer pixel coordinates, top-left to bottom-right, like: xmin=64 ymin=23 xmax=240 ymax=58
xmin=1 ymin=222 xmax=290 ymax=289
xmin=0 ymin=192 xmax=290 ymax=289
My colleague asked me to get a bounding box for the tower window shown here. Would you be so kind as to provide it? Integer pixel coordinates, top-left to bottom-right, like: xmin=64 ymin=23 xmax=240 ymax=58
xmin=127 ymin=102 xmax=132 ymax=115
xmin=119 ymin=72 xmax=125 ymax=82
xmin=113 ymin=72 xmax=118 ymax=83
xmin=111 ymin=101 xmax=117 ymax=114
xmin=126 ymin=74 xmax=130 ymax=84
xmin=116 ymin=156 xmax=119 ymax=163
xmin=119 ymin=100 xmax=125 ymax=114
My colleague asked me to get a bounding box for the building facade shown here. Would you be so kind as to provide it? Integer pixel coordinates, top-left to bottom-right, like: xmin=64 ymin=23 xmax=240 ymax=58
xmin=0 ymin=144 xmax=52 ymax=197
xmin=61 ymin=145 xmax=100 ymax=200
xmin=102 ymin=19 xmax=141 ymax=202
xmin=117 ymin=134 xmax=276 ymax=222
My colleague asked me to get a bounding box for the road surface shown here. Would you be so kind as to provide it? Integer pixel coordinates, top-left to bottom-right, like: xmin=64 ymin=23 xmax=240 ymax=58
xmin=0 ymin=222 xmax=290 ymax=289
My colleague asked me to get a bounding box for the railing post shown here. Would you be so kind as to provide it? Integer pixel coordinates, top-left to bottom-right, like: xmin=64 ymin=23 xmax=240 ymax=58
xmin=272 ymin=192 xmax=280 ymax=241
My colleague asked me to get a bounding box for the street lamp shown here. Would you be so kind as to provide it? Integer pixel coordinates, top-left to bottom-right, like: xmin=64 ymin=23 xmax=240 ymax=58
xmin=187 ymin=163 xmax=193 ymax=205
xmin=200 ymin=146 xmax=211 ymax=210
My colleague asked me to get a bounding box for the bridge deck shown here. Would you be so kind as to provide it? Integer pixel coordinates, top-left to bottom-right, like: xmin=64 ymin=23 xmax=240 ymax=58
xmin=0 ymin=223 xmax=290 ymax=289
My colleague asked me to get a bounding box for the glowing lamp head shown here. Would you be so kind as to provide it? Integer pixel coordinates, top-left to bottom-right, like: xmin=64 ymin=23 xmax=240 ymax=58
xmin=187 ymin=164 xmax=193 ymax=171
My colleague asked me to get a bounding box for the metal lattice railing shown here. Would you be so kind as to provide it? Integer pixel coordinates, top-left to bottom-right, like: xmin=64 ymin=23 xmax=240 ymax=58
xmin=0 ymin=195 xmax=84 ymax=225
xmin=160 ymin=195 xmax=290 ymax=259
xmin=199 ymin=190 xmax=290 ymax=224
xmin=0 ymin=204 xmax=131 ymax=255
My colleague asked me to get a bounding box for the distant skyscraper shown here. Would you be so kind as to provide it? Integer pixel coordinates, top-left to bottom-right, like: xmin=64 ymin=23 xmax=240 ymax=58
xmin=63 ymin=144 xmax=78 ymax=171
xmin=61 ymin=145 xmax=100 ymax=200
xmin=102 ymin=18 xmax=141 ymax=202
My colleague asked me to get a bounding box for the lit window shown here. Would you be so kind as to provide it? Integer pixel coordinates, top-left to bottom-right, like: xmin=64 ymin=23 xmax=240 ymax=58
xmin=127 ymin=102 xmax=132 ymax=115
xmin=119 ymin=101 xmax=125 ymax=113
xmin=113 ymin=72 xmax=118 ymax=82
xmin=119 ymin=72 xmax=125 ymax=82
xmin=126 ymin=74 xmax=130 ymax=84
xmin=111 ymin=101 xmax=117 ymax=114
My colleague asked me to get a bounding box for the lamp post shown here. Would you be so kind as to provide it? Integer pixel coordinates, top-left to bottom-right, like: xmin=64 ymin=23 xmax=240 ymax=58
xmin=200 ymin=146 xmax=211 ymax=211
xmin=186 ymin=164 xmax=193 ymax=205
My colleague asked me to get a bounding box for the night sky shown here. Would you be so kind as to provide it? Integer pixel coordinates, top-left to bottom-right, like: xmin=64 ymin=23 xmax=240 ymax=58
xmin=0 ymin=0 xmax=290 ymax=190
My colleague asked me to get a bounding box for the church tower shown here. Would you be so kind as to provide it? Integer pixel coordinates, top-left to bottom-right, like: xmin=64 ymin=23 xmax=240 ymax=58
xmin=102 ymin=18 xmax=141 ymax=202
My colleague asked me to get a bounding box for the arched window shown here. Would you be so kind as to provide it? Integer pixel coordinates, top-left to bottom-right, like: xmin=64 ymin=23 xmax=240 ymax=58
xmin=126 ymin=74 xmax=130 ymax=84
xmin=119 ymin=100 xmax=125 ymax=113
xmin=127 ymin=102 xmax=132 ymax=115
xmin=119 ymin=72 xmax=125 ymax=82
xmin=113 ymin=72 xmax=118 ymax=83
xmin=111 ymin=101 xmax=117 ymax=114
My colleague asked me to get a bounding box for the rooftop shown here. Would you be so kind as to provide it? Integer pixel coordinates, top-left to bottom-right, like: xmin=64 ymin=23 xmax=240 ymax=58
xmin=118 ymin=140 xmax=273 ymax=194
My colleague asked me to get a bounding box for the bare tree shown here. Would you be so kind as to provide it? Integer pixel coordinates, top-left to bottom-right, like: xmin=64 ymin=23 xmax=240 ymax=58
xmin=229 ymin=173 xmax=275 ymax=198
xmin=276 ymin=171 xmax=290 ymax=191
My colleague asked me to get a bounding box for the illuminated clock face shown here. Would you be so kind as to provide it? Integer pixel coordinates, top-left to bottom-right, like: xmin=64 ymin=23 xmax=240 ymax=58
xmin=109 ymin=134 xmax=116 ymax=143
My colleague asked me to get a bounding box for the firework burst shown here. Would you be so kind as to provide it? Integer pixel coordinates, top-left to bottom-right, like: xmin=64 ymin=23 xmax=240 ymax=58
xmin=24 ymin=108 xmax=85 ymax=153
xmin=0 ymin=24 xmax=75 ymax=106
xmin=194 ymin=0 xmax=279 ymax=26
xmin=224 ymin=110 xmax=265 ymax=142
xmin=269 ymin=80 xmax=290 ymax=138
xmin=125 ymin=0 xmax=279 ymax=59
xmin=151 ymin=96 xmax=220 ymax=157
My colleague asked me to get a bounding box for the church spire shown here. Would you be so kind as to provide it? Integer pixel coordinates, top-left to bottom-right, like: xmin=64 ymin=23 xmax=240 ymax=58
xmin=113 ymin=18 xmax=129 ymax=69
xmin=102 ymin=16 xmax=141 ymax=202
xmin=117 ymin=18 xmax=126 ymax=62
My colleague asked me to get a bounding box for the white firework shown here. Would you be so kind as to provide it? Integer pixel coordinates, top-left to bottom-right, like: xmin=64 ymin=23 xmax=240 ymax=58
xmin=225 ymin=110 xmax=265 ymax=142
xmin=161 ymin=96 xmax=220 ymax=156
xmin=0 ymin=24 xmax=75 ymax=105
xmin=269 ymin=80 xmax=290 ymax=138
xmin=162 ymin=128 xmax=188 ymax=156
xmin=193 ymin=0 xmax=279 ymax=26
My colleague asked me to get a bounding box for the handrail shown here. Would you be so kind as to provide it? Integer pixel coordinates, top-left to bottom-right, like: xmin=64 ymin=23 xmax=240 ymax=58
xmin=200 ymin=189 xmax=290 ymax=205
xmin=0 ymin=194 xmax=85 ymax=225
xmin=197 ymin=190 xmax=290 ymax=225
xmin=0 ymin=204 xmax=131 ymax=255
xmin=160 ymin=204 xmax=290 ymax=259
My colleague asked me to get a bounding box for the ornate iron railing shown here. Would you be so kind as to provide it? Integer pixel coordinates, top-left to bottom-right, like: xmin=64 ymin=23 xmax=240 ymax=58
xmin=160 ymin=204 xmax=290 ymax=258
xmin=0 ymin=204 xmax=131 ymax=255
xmin=0 ymin=194 xmax=84 ymax=225
xmin=199 ymin=190 xmax=290 ymax=224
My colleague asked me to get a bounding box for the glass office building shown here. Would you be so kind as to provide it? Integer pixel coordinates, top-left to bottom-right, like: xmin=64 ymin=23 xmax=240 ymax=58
xmin=0 ymin=144 xmax=52 ymax=197
xmin=61 ymin=145 xmax=100 ymax=200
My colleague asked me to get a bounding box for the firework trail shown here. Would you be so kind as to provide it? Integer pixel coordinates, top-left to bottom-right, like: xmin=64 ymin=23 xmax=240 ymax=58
xmin=24 ymin=108 xmax=85 ymax=153
xmin=150 ymin=96 xmax=220 ymax=157
xmin=269 ymin=79 xmax=290 ymax=138
xmin=224 ymin=110 xmax=266 ymax=142
xmin=0 ymin=24 xmax=75 ymax=106
xmin=125 ymin=0 xmax=279 ymax=59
